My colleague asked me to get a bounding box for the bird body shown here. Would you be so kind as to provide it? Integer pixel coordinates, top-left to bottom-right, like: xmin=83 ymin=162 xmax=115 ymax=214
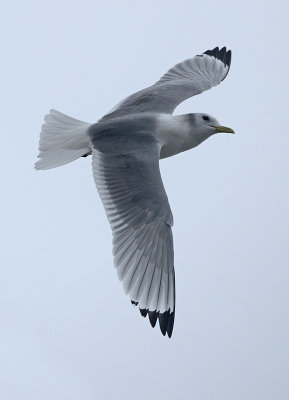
xmin=35 ymin=47 xmax=234 ymax=337
xmin=89 ymin=112 xmax=220 ymax=160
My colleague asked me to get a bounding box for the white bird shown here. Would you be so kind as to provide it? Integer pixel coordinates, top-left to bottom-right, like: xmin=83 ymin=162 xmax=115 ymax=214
xmin=35 ymin=46 xmax=234 ymax=338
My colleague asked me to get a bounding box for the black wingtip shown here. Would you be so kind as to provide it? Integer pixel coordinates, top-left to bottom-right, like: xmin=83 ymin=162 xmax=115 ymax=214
xmin=159 ymin=311 xmax=169 ymax=336
xmin=203 ymin=46 xmax=232 ymax=69
xmin=166 ymin=310 xmax=175 ymax=338
xmin=158 ymin=309 xmax=175 ymax=337
xmin=224 ymin=50 xmax=232 ymax=69
xmin=132 ymin=302 xmax=175 ymax=338
xmin=148 ymin=310 xmax=158 ymax=327
xmin=140 ymin=308 xmax=148 ymax=317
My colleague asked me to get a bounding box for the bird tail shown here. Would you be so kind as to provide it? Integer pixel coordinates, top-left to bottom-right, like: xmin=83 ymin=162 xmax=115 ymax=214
xmin=34 ymin=109 xmax=92 ymax=170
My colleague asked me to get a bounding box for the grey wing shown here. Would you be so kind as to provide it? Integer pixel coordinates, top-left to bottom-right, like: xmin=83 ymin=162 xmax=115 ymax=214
xmin=101 ymin=47 xmax=231 ymax=119
xmin=91 ymin=131 xmax=175 ymax=337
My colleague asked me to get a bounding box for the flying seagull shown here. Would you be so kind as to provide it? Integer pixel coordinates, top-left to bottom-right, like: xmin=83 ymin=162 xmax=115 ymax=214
xmin=35 ymin=46 xmax=234 ymax=338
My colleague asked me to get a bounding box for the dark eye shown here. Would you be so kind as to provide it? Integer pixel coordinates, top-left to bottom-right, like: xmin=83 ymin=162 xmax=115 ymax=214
xmin=202 ymin=115 xmax=209 ymax=121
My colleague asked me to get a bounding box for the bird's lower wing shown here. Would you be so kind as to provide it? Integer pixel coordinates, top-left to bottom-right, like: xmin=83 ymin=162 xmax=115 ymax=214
xmin=91 ymin=131 xmax=175 ymax=337
xmin=101 ymin=47 xmax=231 ymax=119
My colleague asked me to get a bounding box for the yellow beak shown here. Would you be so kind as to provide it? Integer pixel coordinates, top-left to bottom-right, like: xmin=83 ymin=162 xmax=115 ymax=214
xmin=213 ymin=125 xmax=235 ymax=134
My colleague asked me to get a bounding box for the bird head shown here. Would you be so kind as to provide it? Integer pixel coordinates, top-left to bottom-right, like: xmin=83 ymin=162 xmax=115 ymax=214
xmin=189 ymin=113 xmax=235 ymax=138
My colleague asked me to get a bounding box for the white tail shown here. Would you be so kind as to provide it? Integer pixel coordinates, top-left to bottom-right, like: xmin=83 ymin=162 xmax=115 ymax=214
xmin=34 ymin=109 xmax=92 ymax=170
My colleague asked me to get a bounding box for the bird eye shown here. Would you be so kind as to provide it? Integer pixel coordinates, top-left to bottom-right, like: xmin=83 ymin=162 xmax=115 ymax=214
xmin=202 ymin=115 xmax=209 ymax=121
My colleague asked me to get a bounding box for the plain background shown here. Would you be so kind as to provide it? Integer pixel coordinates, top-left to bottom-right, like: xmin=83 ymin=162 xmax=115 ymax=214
xmin=1 ymin=1 xmax=288 ymax=399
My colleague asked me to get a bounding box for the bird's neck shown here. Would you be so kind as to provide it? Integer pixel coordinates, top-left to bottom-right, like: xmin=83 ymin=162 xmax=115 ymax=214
xmin=157 ymin=114 xmax=210 ymax=159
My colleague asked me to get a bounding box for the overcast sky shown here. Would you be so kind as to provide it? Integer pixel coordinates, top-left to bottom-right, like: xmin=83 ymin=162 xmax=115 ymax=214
xmin=1 ymin=1 xmax=289 ymax=399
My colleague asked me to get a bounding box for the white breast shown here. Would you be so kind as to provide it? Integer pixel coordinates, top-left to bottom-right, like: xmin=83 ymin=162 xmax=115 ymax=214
xmin=157 ymin=114 xmax=190 ymax=159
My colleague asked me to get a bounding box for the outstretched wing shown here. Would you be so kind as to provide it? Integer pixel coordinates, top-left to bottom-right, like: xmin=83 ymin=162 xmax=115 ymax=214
xmin=101 ymin=47 xmax=231 ymax=119
xmin=91 ymin=129 xmax=175 ymax=337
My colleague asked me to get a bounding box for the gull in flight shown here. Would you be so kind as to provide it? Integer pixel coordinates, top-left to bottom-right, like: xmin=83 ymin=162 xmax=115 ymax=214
xmin=35 ymin=46 xmax=234 ymax=338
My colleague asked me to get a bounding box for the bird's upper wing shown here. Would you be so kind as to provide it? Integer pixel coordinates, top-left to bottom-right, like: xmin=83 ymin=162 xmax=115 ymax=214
xmin=101 ymin=47 xmax=231 ymax=119
xmin=91 ymin=128 xmax=175 ymax=337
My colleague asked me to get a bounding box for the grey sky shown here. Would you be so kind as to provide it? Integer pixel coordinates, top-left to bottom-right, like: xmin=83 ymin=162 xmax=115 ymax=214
xmin=1 ymin=0 xmax=288 ymax=399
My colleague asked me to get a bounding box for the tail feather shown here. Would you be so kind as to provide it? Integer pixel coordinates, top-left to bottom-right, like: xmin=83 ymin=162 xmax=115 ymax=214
xmin=35 ymin=109 xmax=92 ymax=170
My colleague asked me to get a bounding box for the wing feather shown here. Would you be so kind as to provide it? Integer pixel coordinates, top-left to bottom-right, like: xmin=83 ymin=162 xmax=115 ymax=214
xmin=100 ymin=46 xmax=231 ymax=119
xmin=91 ymin=136 xmax=175 ymax=337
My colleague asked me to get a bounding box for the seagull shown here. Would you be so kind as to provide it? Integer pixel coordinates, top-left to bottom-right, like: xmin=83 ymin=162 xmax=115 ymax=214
xmin=35 ymin=46 xmax=234 ymax=338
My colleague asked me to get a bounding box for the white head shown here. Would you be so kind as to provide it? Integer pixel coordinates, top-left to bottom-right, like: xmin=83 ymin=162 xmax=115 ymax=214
xmin=159 ymin=112 xmax=234 ymax=159
xmin=188 ymin=113 xmax=235 ymax=141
